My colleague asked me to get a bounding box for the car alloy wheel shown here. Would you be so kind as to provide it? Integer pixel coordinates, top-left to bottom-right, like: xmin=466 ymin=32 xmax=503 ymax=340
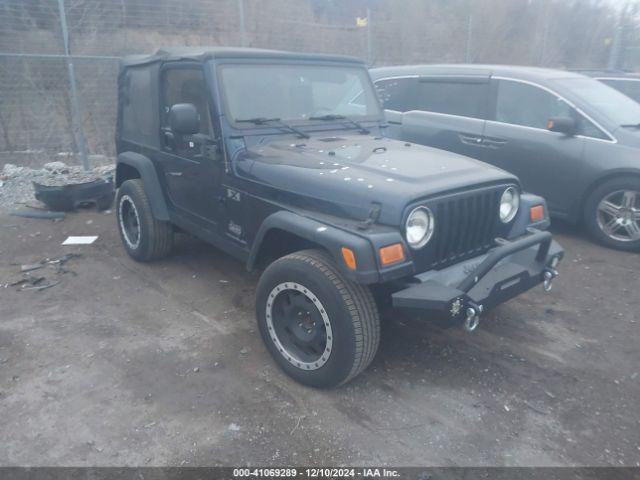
xmin=265 ymin=282 xmax=333 ymax=371
xmin=118 ymin=194 xmax=142 ymax=250
xmin=596 ymin=189 xmax=640 ymax=242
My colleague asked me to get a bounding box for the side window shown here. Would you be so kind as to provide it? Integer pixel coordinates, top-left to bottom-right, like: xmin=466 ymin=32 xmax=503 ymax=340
xmin=495 ymin=80 xmax=572 ymax=129
xmin=375 ymin=78 xmax=413 ymax=112
xmin=121 ymin=67 xmax=155 ymax=144
xmin=575 ymin=114 xmax=608 ymax=140
xmin=161 ymin=67 xmax=212 ymax=135
xmin=411 ymin=79 xmax=488 ymax=119
xmin=495 ymin=79 xmax=609 ymax=139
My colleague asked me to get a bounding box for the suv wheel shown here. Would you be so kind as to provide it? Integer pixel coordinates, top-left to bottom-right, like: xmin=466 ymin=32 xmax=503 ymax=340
xmin=256 ymin=249 xmax=380 ymax=388
xmin=116 ymin=179 xmax=174 ymax=261
xmin=584 ymin=177 xmax=640 ymax=251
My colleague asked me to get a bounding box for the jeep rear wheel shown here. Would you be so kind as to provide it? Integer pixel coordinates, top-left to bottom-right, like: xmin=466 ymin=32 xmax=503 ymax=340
xmin=116 ymin=179 xmax=174 ymax=261
xmin=256 ymin=249 xmax=380 ymax=388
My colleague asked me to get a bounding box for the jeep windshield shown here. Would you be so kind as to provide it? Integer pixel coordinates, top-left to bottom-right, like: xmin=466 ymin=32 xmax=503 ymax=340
xmin=218 ymin=63 xmax=382 ymax=127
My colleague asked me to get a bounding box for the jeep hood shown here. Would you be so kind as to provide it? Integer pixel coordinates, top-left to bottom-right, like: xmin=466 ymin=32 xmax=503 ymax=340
xmin=234 ymin=133 xmax=517 ymax=226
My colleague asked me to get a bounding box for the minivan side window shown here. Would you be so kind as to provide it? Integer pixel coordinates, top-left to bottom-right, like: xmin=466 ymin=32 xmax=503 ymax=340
xmin=375 ymin=77 xmax=413 ymax=112
xmin=494 ymin=79 xmax=609 ymax=140
xmin=495 ymin=79 xmax=572 ymax=129
xmin=410 ymin=78 xmax=487 ymax=119
xmin=375 ymin=77 xmax=487 ymax=119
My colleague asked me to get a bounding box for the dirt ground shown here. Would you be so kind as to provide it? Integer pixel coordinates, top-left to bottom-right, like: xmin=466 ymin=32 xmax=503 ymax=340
xmin=0 ymin=209 xmax=639 ymax=467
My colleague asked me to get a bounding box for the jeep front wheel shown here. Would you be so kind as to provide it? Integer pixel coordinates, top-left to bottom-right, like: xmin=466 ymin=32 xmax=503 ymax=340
xmin=116 ymin=179 xmax=174 ymax=261
xmin=255 ymin=249 xmax=380 ymax=388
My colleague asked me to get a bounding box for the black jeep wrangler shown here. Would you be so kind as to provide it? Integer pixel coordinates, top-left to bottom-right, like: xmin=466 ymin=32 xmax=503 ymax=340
xmin=115 ymin=47 xmax=564 ymax=388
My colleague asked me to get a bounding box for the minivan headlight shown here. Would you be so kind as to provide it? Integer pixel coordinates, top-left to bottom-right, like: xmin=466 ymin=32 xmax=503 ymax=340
xmin=500 ymin=187 xmax=520 ymax=223
xmin=406 ymin=207 xmax=435 ymax=249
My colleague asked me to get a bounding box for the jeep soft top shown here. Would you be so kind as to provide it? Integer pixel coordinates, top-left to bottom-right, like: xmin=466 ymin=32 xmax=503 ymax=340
xmin=114 ymin=47 xmax=563 ymax=387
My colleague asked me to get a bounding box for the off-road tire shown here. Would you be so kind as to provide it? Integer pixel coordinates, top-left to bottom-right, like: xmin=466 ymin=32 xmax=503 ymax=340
xmin=116 ymin=179 xmax=174 ymax=261
xmin=256 ymin=249 xmax=380 ymax=388
xmin=583 ymin=177 xmax=640 ymax=252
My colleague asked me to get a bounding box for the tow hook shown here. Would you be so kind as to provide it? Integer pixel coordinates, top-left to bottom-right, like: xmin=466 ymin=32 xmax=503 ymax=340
xmin=463 ymin=304 xmax=482 ymax=333
xmin=543 ymin=268 xmax=559 ymax=292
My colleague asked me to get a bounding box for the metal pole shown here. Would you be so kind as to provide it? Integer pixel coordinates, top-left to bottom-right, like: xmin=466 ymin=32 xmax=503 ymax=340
xmin=366 ymin=7 xmax=373 ymax=65
xmin=608 ymin=24 xmax=623 ymax=70
xmin=540 ymin=2 xmax=550 ymax=66
xmin=465 ymin=11 xmax=473 ymax=62
xmin=238 ymin=0 xmax=247 ymax=47
xmin=57 ymin=0 xmax=89 ymax=171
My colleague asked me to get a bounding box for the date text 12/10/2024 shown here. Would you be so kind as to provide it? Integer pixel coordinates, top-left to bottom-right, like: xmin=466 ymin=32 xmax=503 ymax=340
xmin=233 ymin=468 xmax=401 ymax=478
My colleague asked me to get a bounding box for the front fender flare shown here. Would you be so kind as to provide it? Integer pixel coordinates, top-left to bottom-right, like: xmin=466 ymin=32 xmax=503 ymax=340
xmin=247 ymin=211 xmax=381 ymax=284
xmin=116 ymin=152 xmax=169 ymax=221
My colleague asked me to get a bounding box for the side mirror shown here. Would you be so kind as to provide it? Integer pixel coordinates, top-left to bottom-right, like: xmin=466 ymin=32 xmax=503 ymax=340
xmin=169 ymin=103 xmax=200 ymax=135
xmin=547 ymin=116 xmax=576 ymax=136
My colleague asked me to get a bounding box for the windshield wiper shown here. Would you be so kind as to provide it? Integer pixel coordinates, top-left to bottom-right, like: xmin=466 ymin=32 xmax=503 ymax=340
xmin=309 ymin=114 xmax=370 ymax=134
xmin=621 ymin=123 xmax=640 ymax=128
xmin=235 ymin=117 xmax=310 ymax=139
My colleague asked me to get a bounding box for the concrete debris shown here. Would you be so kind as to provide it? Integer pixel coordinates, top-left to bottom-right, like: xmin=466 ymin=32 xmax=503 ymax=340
xmin=0 ymin=160 xmax=114 ymax=210
xmin=43 ymin=161 xmax=70 ymax=174
xmin=20 ymin=263 xmax=45 ymax=273
xmin=21 ymin=280 xmax=60 ymax=292
xmin=228 ymin=423 xmax=241 ymax=432
xmin=5 ymin=253 xmax=81 ymax=291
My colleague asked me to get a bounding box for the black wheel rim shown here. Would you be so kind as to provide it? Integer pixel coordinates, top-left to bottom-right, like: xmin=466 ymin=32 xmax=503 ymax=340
xmin=119 ymin=195 xmax=141 ymax=249
xmin=265 ymin=283 xmax=332 ymax=370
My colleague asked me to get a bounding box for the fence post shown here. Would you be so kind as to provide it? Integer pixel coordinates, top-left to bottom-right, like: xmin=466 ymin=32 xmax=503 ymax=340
xmin=366 ymin=7 xmax=373 ymax=65
xmin=465 ymin=11 xmax=473 ymax=62
xmin=57 ymin=0 xmax=89 ymax=171
xmin=608 ymin=24 xmax=624 ymax=70
xmin=238 ymin=0 xmax=247 ymax=47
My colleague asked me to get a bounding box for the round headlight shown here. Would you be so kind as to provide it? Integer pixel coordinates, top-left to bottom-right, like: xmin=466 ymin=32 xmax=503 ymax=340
xmin=406 ymin=207 xmax=435 ymax=249
xmin=500 ymin=187 xmax=520 ymax=223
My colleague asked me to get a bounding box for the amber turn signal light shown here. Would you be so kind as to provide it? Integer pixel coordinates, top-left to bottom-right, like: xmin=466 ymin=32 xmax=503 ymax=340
xmin=530 ymin=205 xmax=545 ymax=222
xmin=379 ymin=243 xmax=405 ymax=266
xmin=341 ymin=247 xmax=357 ymax=270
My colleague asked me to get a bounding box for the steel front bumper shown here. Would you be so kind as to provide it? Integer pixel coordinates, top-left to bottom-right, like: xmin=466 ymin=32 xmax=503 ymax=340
xmin=391 ymin=230 xmax=564 ymax=330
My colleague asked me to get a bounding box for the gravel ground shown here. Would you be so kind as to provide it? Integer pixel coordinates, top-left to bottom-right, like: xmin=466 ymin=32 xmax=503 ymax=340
xmin=0 ymin=208 xmax=638 ymax=467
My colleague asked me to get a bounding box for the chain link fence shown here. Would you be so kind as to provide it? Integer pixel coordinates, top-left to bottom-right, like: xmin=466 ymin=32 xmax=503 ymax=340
xmin=0 ymin=0 xmax=636 ymax=169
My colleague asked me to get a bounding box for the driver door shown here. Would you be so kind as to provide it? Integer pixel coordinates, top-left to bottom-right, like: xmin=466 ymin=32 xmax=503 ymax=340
xmin=157 ymin=63 xmax=224 ymax=227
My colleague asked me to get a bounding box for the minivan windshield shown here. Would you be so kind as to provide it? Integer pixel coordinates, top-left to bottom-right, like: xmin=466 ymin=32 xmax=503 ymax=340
xmin=553 ymin=77 xmax=640 ymax=126
xmin=598 ymin=78 xmax=640 ymax=104
xmin=218 ymin=63 xmax=382 ymax=125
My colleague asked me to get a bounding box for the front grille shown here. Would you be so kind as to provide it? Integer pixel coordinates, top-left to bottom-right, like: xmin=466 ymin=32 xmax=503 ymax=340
xmin=409 ymin=186 xmax=507 ymax=272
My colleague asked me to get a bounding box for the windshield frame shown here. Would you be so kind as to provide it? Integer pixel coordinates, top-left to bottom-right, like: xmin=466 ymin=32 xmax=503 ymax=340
xmin=213 ymin=59 xmax=384 ymax=131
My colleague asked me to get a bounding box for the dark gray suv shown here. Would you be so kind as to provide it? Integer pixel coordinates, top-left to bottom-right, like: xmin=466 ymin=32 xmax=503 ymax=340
xmin=370 ymin=65 xmax=640 ymax=251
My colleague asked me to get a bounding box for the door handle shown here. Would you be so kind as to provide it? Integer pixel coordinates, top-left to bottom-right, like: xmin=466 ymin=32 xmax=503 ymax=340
xmin=167 ymin=171 xmax=183 ymax=177
xmin=459 ymin=133 xmax=484 ymax=146
xmin=483 ymin=138 xmax=507 ymax=149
